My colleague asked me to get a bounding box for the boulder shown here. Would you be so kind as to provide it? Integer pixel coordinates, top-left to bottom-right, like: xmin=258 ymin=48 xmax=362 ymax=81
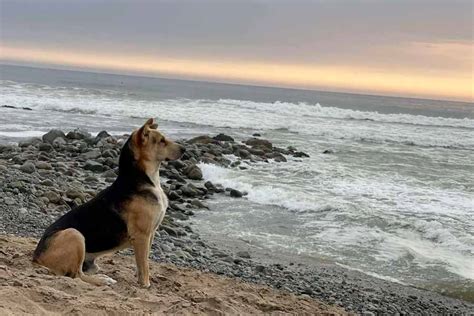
xmin=95 ymin=130 xmax=111 ymax=140
xmin=184 ymin=164 xmax=203 ymax=180
xmin=42 ymin=129 xmax=66 ymax=144
xmin=230 ymin=189 xmax=243 ymax=198
xmin=84 ymin=160 xmax=104 ymax=172
xmin=188 ymin=135 xmax=214 ymax=144
xmin=294 ymin=151 xmax=310 ymax=157
xmin=18 ymin=138 xmax=41 ymax=148
xmin=66 ymin=129 xmax=91 ymax=140
xmin=38 ymin=142 xmax=54 ymax=152
xmin=82 ymin=149 xmax=102 ymax=160
xmin=244 ymin=138 xmax=272 ymax=149
xmin=213 ymin=133 xmax=234 ymax=142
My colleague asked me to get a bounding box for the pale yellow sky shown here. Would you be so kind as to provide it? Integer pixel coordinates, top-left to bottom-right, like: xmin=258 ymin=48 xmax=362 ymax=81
xmin=1 ymin=44 xmax=472 ymax=102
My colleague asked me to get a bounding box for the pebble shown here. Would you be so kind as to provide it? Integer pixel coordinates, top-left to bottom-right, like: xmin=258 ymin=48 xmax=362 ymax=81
xmin=19 ymin=161 xmax=36 ymax=174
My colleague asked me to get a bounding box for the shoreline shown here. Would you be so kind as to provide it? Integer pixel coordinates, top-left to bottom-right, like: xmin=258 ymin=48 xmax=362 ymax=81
xmin=0 ymin=128 xmax=472 ymax=314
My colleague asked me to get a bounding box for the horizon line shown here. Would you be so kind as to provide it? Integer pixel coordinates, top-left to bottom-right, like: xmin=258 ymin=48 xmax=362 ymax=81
xmin=1 ymin=62 xmax=471 ymax=105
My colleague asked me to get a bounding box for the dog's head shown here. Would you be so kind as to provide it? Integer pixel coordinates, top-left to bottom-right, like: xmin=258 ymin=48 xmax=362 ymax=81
xmin=130 ymin=118 xmax=185 ymax=164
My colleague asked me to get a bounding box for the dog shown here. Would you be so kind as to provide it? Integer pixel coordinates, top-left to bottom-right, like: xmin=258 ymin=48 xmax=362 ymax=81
xmin=33 ymin=118 xmax=184 ymax=287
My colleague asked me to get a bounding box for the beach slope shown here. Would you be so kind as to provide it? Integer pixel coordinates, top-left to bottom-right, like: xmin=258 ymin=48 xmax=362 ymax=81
xmin=0 ymin=235 xmax=343 ymax=315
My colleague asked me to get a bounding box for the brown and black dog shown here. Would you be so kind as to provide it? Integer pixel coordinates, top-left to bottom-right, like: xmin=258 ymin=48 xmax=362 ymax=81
xmin=33 ymin=118 xmax=184 ymax=287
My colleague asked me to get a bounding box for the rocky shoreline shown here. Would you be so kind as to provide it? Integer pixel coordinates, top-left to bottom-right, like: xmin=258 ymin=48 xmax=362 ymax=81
xmin=0 ymin=129 xmax=472 ymax=315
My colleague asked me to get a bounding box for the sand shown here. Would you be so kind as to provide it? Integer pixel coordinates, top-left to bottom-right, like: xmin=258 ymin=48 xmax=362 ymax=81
xmin=0 ymin=235 xmax=344 ymax=315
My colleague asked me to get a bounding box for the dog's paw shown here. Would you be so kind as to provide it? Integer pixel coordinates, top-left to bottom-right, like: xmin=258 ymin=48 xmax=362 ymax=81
xmin=97 ymin=274 xmax=117 ymax=285
xmin=140 ymin=281 xmax=151 ymax=288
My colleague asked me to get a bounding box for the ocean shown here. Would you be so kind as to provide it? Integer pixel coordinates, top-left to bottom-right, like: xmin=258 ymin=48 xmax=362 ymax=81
xmin=1 ymin=64 xmax=473 ymax=296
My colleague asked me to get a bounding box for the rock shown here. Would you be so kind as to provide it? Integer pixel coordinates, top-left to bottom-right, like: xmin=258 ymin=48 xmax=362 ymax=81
xmin=236 ymin=250 xmax=251 ymax=259
xmin=35 ymin=161 xmax=53 ymax=170
xmin=267 ymin=152 xmax=287 ymax=162
xmin=44 ymin=191 xmax=61 ymax=204
xmin=18 ymin=138 xmax=41 ymax=148
xmin=322 ymin=149 xmax=333 ymax=155
xmin=20 ymin=161 xmax=36 ymax=174
xmin=181 ymin=184 xmax=198 ymax=197
xmin=42 ymin=129 xmax=66 ymax=144
xmin=102 ymin=169 xmax=117 ymax=178
xmin=168 ymin=191 xmax=181 ymax=200
xmin=161 ymin=225 xmax=186 ymax=237
xmin=190 ymin=200 xmax=208 ymax=209
xmin=252 ymin=133 xmax=261 ymax=137
xmin=66 ymin=129 xmax=91 ymax=140
xmin=237 ymin=149 xmax=251 ymax=159
xmin=188 ymin=135 xmax=214 ymax=144
xmin=52 ymin=137 xmax=67 ymax=147
xmin=83 ymin=160 xmax=104 ymax=172
xmin=245 ymin=138 xmax=272 ymax=149
xmin=255 ymin=265 xmax=265 ymax=273
xmin=294 ymin=151 xmax=310 ymax=157
xmin=66 ymin=189 xmax=85 ymax=200
xmin=213 ymin=133 xmax=234 ymax=142
xmin=82 ymin=149 xmax=102 ymax=160
xmin=230 ymin=189 xmax=243 ymax=198
xmin=168 ymin=160 xmax=186 ymax=170
xmin=95 ymin=130 xmax=111 ymax=140
xmin=40 ymin=179 xmax=54 ymax=187
xmin=38 ymin=143 xmax=54 ymax=152
xmin=185 ymin=165 xmax=203 ymax=180
xmin=204 ymin=181 xmax=217 ymax=191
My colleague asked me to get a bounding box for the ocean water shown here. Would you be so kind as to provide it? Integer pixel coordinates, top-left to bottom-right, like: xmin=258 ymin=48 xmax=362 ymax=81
xmin=1 ymin=65 xmax=473 ymax=296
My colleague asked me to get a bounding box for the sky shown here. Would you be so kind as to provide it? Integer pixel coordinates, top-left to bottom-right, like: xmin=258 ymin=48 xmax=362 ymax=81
xmin=0 ymin=0 xmax=472 ymax=101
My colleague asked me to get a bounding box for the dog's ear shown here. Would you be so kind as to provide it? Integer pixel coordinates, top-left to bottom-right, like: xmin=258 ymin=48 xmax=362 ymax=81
xmin=136 ymin=118 xmax=155 ymax=144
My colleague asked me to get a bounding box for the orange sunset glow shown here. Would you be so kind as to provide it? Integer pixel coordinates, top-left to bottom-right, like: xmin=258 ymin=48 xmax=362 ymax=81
xmin=1 ymin=45 xmax=472 ymax=102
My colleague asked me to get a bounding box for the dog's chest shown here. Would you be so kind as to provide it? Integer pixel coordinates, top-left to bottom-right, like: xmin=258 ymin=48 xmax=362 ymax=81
xmin=148 ymin=185 xmax=168 ymax=230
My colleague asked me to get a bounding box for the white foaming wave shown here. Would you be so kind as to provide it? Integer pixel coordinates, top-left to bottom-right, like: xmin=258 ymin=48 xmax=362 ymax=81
xmin=0 ymin=130 xmax=45 ymax=138
xmin=214 ymin=98 xmax=474 ymax=129
xmin=2 ymin=83 xmax=474 ymax=149
xmin=2 ymin=81 xmax=473 ymax=129
xmin=382 ymin=230 xmax=474 ymax=280
xmin=199 ymin=163 xmax=318 ymax=212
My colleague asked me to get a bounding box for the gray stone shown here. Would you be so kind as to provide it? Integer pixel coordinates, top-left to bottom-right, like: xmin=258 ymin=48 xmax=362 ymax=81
xmin=18 ymin=138 xmax=41 ymax=148
xmin=41 ymin=179 xmax=54 ymax=186
xmin=66 ymin=189 xmax=85 ymax=200
xmin=19 ymin=161 xmax=36 ymax=174
xmin=83 ymin=160 xmax=104 ymax=172
xmin=102 ymin=169 xmax=117 ymax=178
xmin=52 ymin=137 xmax=67 ymax=147
xmin=188 ymin=135 xmax=214 ymax=144
xmin=230 ymin=189 xmax=243 ymax=198
xmin=213 ymin=133 xmax=234 ymax=142
xmin=42 ymin=129 xmax=66 ymax=144
xmin=35 ymin=161 xmax=53 ymax=170
xmin=185 ymin=165 xmax=203 ymax=180
xmin=66 ymin=129 xmax=91 ymax=140
xmin=82 ymin=149 xmax=101 ymax=160
xmin=244 ymin=137 xmax=273 ymax=149
xmin=236 ymin=250 xmax=251 ymax=259
xmin=44 ymin=191 xmax=61 ymax=204
xmin=38 ymin=143 xmax=53 ymax=152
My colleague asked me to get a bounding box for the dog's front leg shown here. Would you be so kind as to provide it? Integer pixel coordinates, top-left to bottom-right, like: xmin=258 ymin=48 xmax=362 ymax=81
xmin=131 ymin=234 xmax=151 ymax=288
